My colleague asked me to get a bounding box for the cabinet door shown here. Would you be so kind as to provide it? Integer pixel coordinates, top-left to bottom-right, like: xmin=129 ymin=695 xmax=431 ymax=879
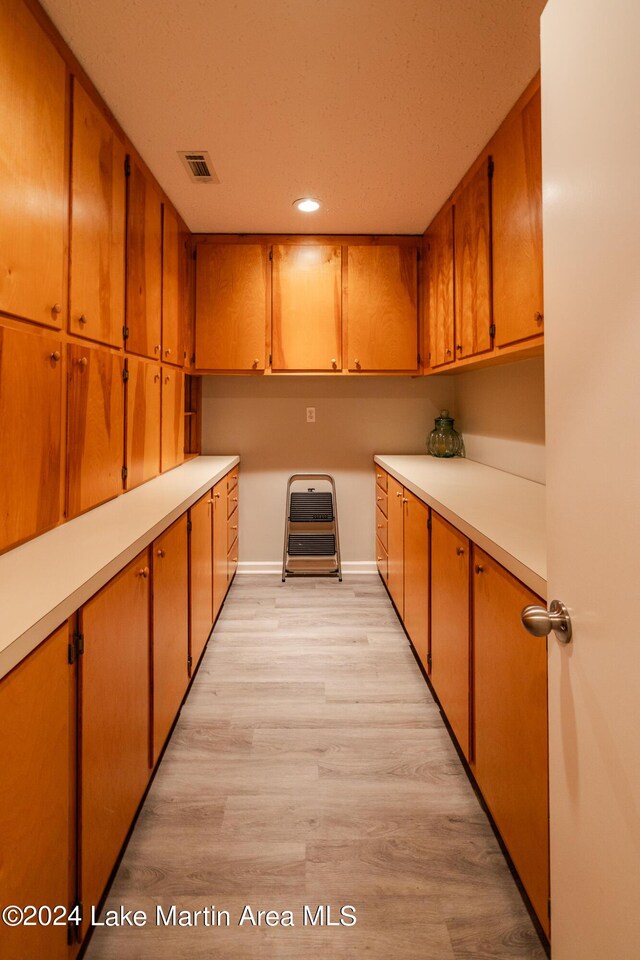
xmin=162 ymin=204 xmax=186 ymax=366
xmin=161 ymin=368 xmax=185 ymax=472
xmin=126 ymin=159 xmax=162 ymax=359
xmin=430 ymin=513 xmax=470 ymax=757
xmin=79 ymin=552 xmax=150 ymax=930
xmin=67 ymin=343 xmax=124 ymax=517
xmin=271 ymin=244 xmax=341 ymax=371
xmin=402 ymin=491 xmax=429 ymax=671
xmin=195 ymin=244 xmax=268 ymax=370
xmin=472 ymin=547 xmax=549 ymax=936
xmin=0 ymin=0 xmax=66 ymax=328
xmin=386 ymin=476 xmax=404 ymax=617
xmin=347 ymin=246 xmax=418 ymax=371
xmin=0 ymin=325 xmax=63 ymax=552
xmin=189 ymin=490 xmax=213 ymax=673
xmin=492 ymin=86 xmax=544 ymax=347
xmin=69 ymin=79 xmax=126 ymax=347
xmin=426 ymin=203 xmax=455 ymax=368
xmin=212 ymin=477 xmax=228 ymax=619
xmin=0 ymin=623 xmax=73 ymax=960
xmin=454 ymin=161 xmax=492 ymax=359
xmin=152 ymin=516 xmax=189 ymax=763
xmin=125 ymin=356 xmax=161 ymax=489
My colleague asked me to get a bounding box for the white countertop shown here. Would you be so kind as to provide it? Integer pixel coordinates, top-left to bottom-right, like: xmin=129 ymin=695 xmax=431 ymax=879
xmin=374 ymin=455 xmax=546 ymax=598
xmin=0 ymin=456 xmax=239 ymax=681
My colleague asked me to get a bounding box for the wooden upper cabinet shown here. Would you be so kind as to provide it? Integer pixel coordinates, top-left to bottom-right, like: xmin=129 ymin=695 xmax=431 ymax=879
xmin=402 ymin=490 xmax=429 ymax=672
xmin=195 ymin=243 xmax=268 ymax=370
xmin=430 ymin=512 xmax=471 ymax=758
xmin=125 ymin=356 xmax=161 ymax=489
xmin=472 ymin=547 xmax=549 ymax=936
xmin=161 ymin=367 xmax=185 ymax=472
xmin=426 ymin=203 xmax=455 ymax=368
xmin=70 ymin=80 xmax=126 ymax=347
xmin=0 ymin=622 xmax=73 ymax=960
xmin=152 ymin=515 xmax=189 ymax=763
xmin=0 ymin=0 xmax=67 ymax=328
xmin=0 ymin=324 xmax=63 ymax=553
xmin=271 ymin=244 xmax=341 ymax=371
xmin=67 ymin=343 xmax=124 ymax=517
xmin=346 ymin=245 xmax=419 ymax=371
xmin=126 ymin=159 xmax=162 ymax=359
xmin=454 ymin=159 xmax=492 ymax=359
xmin=491 ymin=84 xmax=544 ymax=347
xmin=79 ymin=551 xmax=151 ymax=929
xmin=162 ymin=204 xmax=187 ymax=366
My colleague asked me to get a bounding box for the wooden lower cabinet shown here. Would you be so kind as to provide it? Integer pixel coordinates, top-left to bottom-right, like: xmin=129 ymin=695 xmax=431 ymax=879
xmin=386 ymin=475 xmax=404 ymax=615
xmin=67 ymin=343 xmax=124 ymax=517
xmin=430 ymin=513 xmax=471 ymax=757
xmin=0 ymin=623 xmax=73 ymax=960
xmin=472 ymin=546 xmax=549 ymax=936
xmin=152 ymin=516 xmax=189 ymax=763
xmin=78 ymin=550 xmax=151 ymax=925
xmin=0 ymin=323 xmax=63 ymax=552
xmin=189 ymin=489 xmax=214 ymax=673
xmin=212 ymin=477 xmax=229 ymax=619
xmin=402 ymin=491 xmax=429 ymax=671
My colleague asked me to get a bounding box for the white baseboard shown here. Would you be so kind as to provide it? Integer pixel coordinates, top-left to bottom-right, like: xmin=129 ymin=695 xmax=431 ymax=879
xmin=237 ymin=560 xmax=378 ymax=575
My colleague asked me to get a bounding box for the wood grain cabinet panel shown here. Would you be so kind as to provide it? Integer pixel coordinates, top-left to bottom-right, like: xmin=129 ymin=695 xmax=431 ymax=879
xmin=212 ymin=477 xmax=228 ymax=619
xmin=402 ymin=490 xmax=429 ymax=671
xmin=67 ymin=343 xmax=124 ymax=517
xmin=79 ymin=552 xmax=151 ymax=931
xmin=430 ymin=512 xmax=471 ymax=757
xmin=0 ymin=0 xmax=67 ymax=328
xmin=195 ymin=243 xmax=268 ymax=371
xmin=472 ymin=547 xmax=549 ymax=936
xmin=0 ymin=324 xmax=63 ymax=552
xmin=162 ymin=204 xmax=187 ymax=366
xmin=152 ymin=515 xmax=189 ymax=764
xmin=375 ymin=537 xmax=388 ymax=584
xmin=189 ymin=490 xmax=213 ymax=674
xmin=386 ymin=476 xmax=404 ymax=617
xmin=70 ymin=79 xmax=126 ymax=347
xmin=491 ymin=86 xmax=544 ymax=347
xmin=426 ymin=203 xmax=455 ymax=368
xmin=161 ymin=368 xmax=184 ymax=472
xmin=347 ymin=246 xmax=418 ymax=371
xmin=0 ymin=623 xmax=73 ymax=960
xmin=272 ymin=244 xmax=341 ymax=371
xmin=126 ymin=159 xmax=162 ymax=360
xmin=454 ymin=161 xmax=492 ymax=359
xmin=125 ymin=356 xmax=161 ymax=490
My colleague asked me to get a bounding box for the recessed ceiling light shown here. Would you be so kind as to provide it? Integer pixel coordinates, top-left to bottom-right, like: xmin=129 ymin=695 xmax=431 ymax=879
xmin=294 ymin=197 xmax=321 ymax=213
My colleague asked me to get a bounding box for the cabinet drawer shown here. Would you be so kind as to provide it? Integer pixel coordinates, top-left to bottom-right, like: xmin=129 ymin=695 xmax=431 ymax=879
xmin=227 ymin=541 xmax=238 ymax=581
xmin=376 ymin=537 xmax=388 ymax=582
xmin=226 ymin=468 xmax=239 ymax=496
xmin=375 ymin=505 xmax=388 ymax=550
xmin=227 ymin=509 xmax=239 ymax=553
xmin=375 ymin=469 xmax=388 ymax=493
xmin=375 ymin=487 xmax=388 ymax=518
xmin=227 ymin=485 xmax=239 ymax=518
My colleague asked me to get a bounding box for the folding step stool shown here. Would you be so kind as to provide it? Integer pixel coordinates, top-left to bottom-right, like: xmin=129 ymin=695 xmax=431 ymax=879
xmin=281 ymin=474 xmax=342 ymax=581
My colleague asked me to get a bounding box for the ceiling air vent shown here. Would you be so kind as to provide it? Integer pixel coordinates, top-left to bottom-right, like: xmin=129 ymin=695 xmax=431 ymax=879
xmin=178 ymin=150 xmax=220 ymax=184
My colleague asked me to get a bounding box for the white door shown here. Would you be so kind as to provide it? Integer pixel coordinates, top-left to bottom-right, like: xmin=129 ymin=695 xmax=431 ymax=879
xmin=542 ymin=1 xmax=640 ymax=956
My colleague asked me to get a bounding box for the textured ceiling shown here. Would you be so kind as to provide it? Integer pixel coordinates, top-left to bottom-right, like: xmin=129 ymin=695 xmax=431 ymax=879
xmin=41 ymin=0 xmax=546 ymax=234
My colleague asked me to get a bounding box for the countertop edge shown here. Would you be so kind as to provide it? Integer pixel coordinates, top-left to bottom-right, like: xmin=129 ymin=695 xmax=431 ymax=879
xmin=0 ymin=456 xmax=240 ymax=682
xmin=374 ymin=455 xmax=546 ymax=598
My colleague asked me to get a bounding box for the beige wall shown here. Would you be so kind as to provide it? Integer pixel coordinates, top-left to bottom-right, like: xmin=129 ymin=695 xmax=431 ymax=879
xmin=201 ymin=376 xmax=455 ymax=569
xmin=453 ymin=358 xmax=545 ymax=483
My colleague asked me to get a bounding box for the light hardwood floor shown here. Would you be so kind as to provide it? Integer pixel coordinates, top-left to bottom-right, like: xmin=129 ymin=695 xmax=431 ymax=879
xmin=84 ymin=575 xmax=547 ymax=959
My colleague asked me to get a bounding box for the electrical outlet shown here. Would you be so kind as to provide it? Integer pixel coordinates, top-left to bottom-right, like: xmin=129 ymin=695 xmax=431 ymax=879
xmin=306 ymin=407 xmax=316 ymax=423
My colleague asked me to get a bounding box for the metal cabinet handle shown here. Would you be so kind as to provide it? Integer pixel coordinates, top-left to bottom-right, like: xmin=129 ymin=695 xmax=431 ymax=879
xmin=522 ymin=600 xmax=572 ymax=644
